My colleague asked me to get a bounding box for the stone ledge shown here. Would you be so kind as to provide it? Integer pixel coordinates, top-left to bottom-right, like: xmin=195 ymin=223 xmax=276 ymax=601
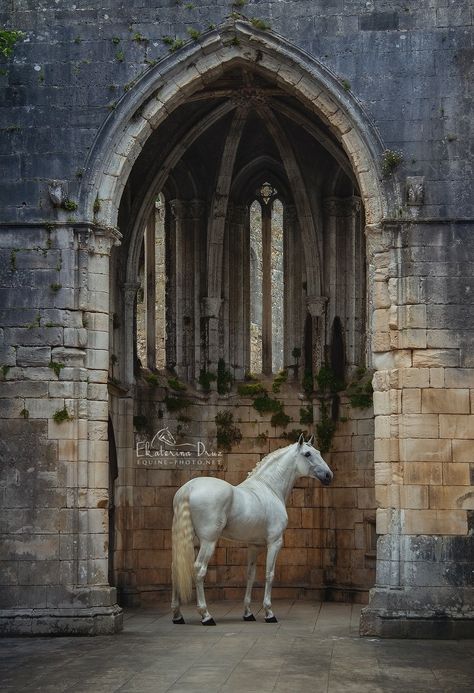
xmin=360 ymin=606 xmax=474 ymax=639
xmin=0 ymin=605 xmax=123 ymax=636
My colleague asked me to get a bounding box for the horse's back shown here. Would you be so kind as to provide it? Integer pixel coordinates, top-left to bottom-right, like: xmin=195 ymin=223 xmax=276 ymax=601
xmin=174 ymin=477 xmax=234 ymax=541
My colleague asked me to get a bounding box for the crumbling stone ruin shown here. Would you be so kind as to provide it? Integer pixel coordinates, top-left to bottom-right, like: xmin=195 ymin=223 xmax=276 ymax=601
xmin=0 ymin=1 xmax=473 ymax=637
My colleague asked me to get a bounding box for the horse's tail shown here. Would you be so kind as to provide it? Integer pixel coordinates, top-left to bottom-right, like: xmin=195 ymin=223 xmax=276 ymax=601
xmin=171 ymin=492 xmax=195 ymax=604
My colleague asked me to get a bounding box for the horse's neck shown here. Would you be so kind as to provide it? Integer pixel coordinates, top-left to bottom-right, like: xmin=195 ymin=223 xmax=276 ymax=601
xmin=246 ymin=451 xmax=298 ymax=502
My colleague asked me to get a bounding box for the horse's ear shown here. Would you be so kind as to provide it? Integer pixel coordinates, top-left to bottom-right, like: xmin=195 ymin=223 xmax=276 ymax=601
xmin=298 ymin=433 xmax=304 ymax=446
xmin=307 ymin=435 xmax=314 ymax=446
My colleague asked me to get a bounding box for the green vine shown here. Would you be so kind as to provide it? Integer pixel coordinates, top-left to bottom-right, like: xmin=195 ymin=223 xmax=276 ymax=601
xmin=316 ymin=399 xmax=336 ymax=454
xmin=198 ymin=368 xmax=216 ymax=392
xmin=347 ymin=367 xmax=373 ymax=409
xmin=215 ymin=410 xmax=242 ymax=451
xmin=217 ymin=358 xmax=233 ymax=395
xmin=272 ymin=369 xmax=288 ymax=393
xmin=0 ymin=29 xmax=24 ymax=58
xmin=237 ymin=381 xmax=266 ymax=396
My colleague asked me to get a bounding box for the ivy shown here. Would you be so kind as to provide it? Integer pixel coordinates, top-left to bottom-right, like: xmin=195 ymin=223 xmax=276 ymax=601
xmin=164 ymin=395 xmax=190 ymax=412
xmin=217 ymin=358 xmax=233 ymax=395
xmin=198 ymin=369 xmax=216 ymax=392
xmin=0 ymin=29 xmax=24 ymax=58
xmin=237 ymin=381 xmax=266 ymax=397
xmin=53 ymin=407 xmax=73 ymax=424
xmin=215 ymin=410 xmax=242 ymax=451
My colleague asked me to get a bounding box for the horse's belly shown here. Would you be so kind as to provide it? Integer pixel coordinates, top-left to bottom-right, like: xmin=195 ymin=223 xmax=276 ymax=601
xmin=221 ymin=520 xmax=267 ymax=544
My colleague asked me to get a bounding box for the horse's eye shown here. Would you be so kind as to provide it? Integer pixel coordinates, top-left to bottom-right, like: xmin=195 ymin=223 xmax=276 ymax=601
xmin=304 ymin=451 xmax=311 ymax=458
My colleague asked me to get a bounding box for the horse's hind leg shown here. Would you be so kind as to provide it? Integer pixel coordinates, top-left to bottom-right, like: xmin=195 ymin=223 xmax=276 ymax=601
xmin=171 ymin=581 xmax=184 ymax=624
xmin=243 ymin=544 xmax=258 ymax=621
xmin=194 ymin=539 xmax=216 ymax=625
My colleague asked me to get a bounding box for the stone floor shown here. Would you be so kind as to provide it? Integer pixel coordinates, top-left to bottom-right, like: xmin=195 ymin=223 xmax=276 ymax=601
xmin=1 ymin=601 xmax=473 ymax=692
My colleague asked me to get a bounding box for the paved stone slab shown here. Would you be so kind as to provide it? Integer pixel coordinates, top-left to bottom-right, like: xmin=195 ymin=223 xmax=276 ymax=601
xmin=1 ymin=601 xmax=474 ymax=692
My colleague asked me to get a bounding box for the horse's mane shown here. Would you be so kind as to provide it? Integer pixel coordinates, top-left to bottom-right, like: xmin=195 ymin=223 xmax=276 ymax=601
xmin=247 ymin=442 xmax=294 ymax=478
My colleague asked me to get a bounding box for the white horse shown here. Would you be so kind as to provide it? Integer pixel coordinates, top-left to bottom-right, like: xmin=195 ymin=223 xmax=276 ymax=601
xmin=171 ymin=434 xmax=333 ymax=625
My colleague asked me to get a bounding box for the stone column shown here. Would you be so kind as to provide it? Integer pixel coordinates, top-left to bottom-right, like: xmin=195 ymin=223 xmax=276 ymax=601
xmin=123 ymin=282 xmax=140 ymax=385
xmin=0 ymin=223 xmax=122 ymax=635
xmin=283 ymin=204 xmax=299 ymax=373
xmin=144 ymin=215 xmax=155 ymax=370
xmin=360 ymin=220 xmax=474 ymax=638
xmin=228 ymin=204 xmax=248 ymax=380
xmin=306 ymin=295 xmax=328 ymax=376
xmin=170 ymin=200 xmax=203 ymax=381
xmin=200 ymin=296 xmax=223 ymax=378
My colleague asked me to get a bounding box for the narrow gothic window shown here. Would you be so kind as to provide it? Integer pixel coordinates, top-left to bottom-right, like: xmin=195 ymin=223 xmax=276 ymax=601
xmin=249 ymin=187 xmax=284 ymax=375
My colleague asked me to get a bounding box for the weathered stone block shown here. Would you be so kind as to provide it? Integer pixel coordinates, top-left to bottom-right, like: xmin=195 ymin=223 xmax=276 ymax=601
xmin=399 ymin=414 xmax=439 ymax=439
xmin=16 ymin=346 xmax=51 ymax=367
xmin=400 ymin=438 xmax=451 ymax=463
xmin=412 ymin=349 xmax=460 ymax=368
xmin=401 ymin=509 xmax=467 ymax=535
xmin=440 ymin=415 xmax=474 ymax=439
xmin=422 ymin=388 xmax=470 ymax=414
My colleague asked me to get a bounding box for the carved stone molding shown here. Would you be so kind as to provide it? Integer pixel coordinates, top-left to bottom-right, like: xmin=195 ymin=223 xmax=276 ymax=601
xmin=170 ymin=199 xmax=205 ymax=220
xmin=323 ymin=196 xmax=361 ymax=217
xmin=230 ymin=87 xmax=267 ymax=109
xmin=75 ymin=225 xmax=122 ymax=255
xmin=306 ymin=295 xmax=328 ymax=318
xmin=406 ymin=176 xmax=424 ymax=206
xmin=48 ymin=180 xmax=67 ymax=207
xmin=123 ymin=282 xmax=141 ymax=307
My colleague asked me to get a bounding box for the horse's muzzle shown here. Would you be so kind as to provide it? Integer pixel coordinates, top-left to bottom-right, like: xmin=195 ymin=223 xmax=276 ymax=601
xmin=321 ymin=471 xmax=333 ymax=486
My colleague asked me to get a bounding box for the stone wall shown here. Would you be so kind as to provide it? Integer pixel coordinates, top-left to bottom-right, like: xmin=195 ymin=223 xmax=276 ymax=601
xmin=112 ymin=378 xmax=374 ymax=605
xmin=0 ymin=0 xmax=473 ymax=637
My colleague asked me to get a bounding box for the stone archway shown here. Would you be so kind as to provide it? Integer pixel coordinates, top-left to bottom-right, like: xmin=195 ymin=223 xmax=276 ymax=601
xmin=83 ymin=20 xmax=396 ymax=626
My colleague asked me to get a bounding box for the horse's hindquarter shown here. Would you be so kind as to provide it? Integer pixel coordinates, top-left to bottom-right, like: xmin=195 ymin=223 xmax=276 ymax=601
xmin=221 ymin=482 xmax=288 ymax=544
xmin=180 ymin=476 xmax=234 ymax=542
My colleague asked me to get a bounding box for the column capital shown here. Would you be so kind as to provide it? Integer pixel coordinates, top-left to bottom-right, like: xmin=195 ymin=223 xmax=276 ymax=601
xmin=75 ymin=225 xmax=122 ymax=255
xmin=122 ymin=282 xmax=141 ymax=306
xmin=201 ymin=296 xmax=222 ymax=318
xmin=323 ymin=196 xmax=361 ymax=217
xmin=306 ymin=295 xmax=328 ymax=318
xmin=170 ymin=199 xmax=205 ymax=220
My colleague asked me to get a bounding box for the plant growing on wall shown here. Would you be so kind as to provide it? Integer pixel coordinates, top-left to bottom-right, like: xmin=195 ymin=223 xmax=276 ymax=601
xmin=347 ymin=367 xmax=373 ymax=409
xmin=215 ymin=410 xmax=242 ymax=451
xmin=198 ymin=368 xmax=216 ymax=392
xmin=217 ymin=358 xmax=233 ymax=394
xmin=381 ymin=149 xmax=403 ymax=177
xmin=0 ymin=29 xmax=24 ymax=58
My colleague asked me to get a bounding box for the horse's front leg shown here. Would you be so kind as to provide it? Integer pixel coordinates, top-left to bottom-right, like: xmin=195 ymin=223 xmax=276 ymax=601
xmin=263 ymin=536 xmax=283 ymax=623
xmin=194 ymin=539 xmax=216 ymax=625
xmin=243 ymin=544 xmax=259 ymax=621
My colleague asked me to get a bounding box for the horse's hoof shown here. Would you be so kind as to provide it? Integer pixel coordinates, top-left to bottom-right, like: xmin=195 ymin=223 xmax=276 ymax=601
xmin=172 ymin=617 xmax=185 ymax=624
xmin=201 ymin=617 xmax=216 ymax=626
xmin=243 ymin=614 xmax=256 ymax=622
xmin=265 ymin=616 xmax=278 ymax=623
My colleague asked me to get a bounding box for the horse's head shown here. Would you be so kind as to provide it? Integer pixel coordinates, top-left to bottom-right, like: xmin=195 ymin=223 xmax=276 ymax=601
xmin=296 ymin=434 xmax=333 ymax=486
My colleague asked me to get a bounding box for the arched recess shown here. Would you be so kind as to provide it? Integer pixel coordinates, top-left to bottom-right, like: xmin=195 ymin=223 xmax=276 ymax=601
xmin=81 ymin=21 xmax=396 ymax=231
xmin=90 ymin=20 xmax=395 ymax=607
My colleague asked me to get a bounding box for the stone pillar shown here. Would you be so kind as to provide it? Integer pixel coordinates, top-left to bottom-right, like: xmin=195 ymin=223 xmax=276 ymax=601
xmin=306 ymin=295 xmax=328 ymax=376
xmin=170 ymin=200 xmax=204 ymax=381
xmin=144 ymin=215 xmax=155 ymax=370
xmin=283 ymin=204 xmax=300 ymax=372
xmin=123 ymin=282 xmax=140 ymax=385
xmin=360 ymin=221 xmax=474 ymax=638
xmin=0 ymin=223 xmax=122 ymax=635
xmin=201 ymin=296 xmax=223 ymax=377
